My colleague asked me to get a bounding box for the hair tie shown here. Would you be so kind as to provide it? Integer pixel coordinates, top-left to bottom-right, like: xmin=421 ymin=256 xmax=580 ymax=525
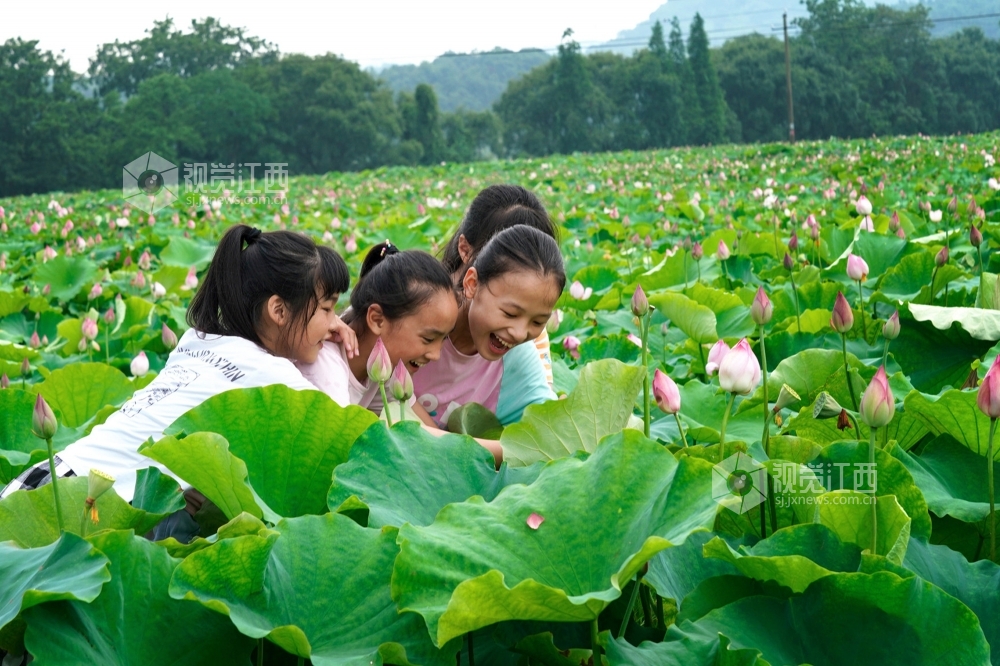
xmin=245 ymin=227 xmax=262 ymax=245
xmin=380 ymin=240 xmax=398 ymax=258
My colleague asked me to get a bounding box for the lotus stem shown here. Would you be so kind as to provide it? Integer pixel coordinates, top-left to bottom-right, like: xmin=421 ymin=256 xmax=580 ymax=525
xmin=977 ymin=245 xmax=985 ymax=308
xmin=379 ymin=382 xmax=393 ymax=427
xmin=719 ymin=393 xmax=736 ymax=463
xmin=930 ymin=265 xmax=939 ymax=303
xmin=639 ymin=583 xmax=653 ymax=626
xmin=869 ymin=429 xmax=878 ymax=556
xmin=297 ymin=657 xmax=304 ymax=666
xmin=789 ymin=271 xmax=801 ymax=332
xmin=698 ymin=343 xmax=708 ymax=383
xmin=696 ymin=258 xmax=701 ymax=282
xmin=989 ymin=418 xmax=996 ymax=563
xmin=46 ymin=437 xmax=64 ymax=532
xmin=104 ymin=326 xmax=110 ymax=364
xmin=841 ymin=334 xmax=859 ymax=412
xmin=468 ymin=631 xmax=476 ymax=666
xmin=674 ymin=413 xmax=688 ymax=447
xmin=399 ymin=399 xmax=405 ymax=424
xmin=257 ymin=639 xmax=264 ymax=666
xmin=882 ymin=339 xmax=890 ymax=368
xmin=768 ymin=474 xmax=778 ymax=534
xmin=618 ymin=578 xmax=642 ymax=638
xmin=722 ymin=260 xmax=732 ymax=291
xmin=80 ymin=505 xmax=89 ymax=538
xmin=857 ymin=280 xmax=867 ymax=342
xmin=683 ymin=253 xmax=688 ymax=290
xmin=642 ymin=313 xmax=651 ymax=438
xmin=848 ymin=411 xmax=862 ymax=442
xmin=590 ymin=617 xmax=602 ymax=666
xmin=759 ymin=324 xmax=769 ymax=449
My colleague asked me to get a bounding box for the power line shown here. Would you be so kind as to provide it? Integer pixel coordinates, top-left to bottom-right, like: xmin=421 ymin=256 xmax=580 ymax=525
xmin=775 ymin=10 xmax=1000 ymax=32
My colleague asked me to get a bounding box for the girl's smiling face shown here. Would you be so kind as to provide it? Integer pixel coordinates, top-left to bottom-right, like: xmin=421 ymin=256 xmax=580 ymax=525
xmin=462 ymin=268 xmax=562 ymax=361
xmin=368 ymin=288 xmax=459 ymax=374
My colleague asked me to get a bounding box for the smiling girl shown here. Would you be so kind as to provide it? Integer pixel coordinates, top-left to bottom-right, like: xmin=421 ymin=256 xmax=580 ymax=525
xmin=299 ymin=242 xmax=459 ymax=414
xmin=412 ymin=224 xmax=565 ymax=429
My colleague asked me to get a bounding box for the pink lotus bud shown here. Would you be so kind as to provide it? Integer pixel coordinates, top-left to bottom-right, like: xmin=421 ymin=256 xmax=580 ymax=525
xmin=627 ymin=333 xmax=642 ymax=347
xmin=896 ymin=227 xmax=906 ymax=239
xmin=562 ymin=335 xmax=581 ymax=360
xmin=138 ymin=250 xmax=151 ymax=270
xmin=644 ymin=235 xmax=653 ymax=249
xmin=705 ymin=339 xmax=731 ymax=376
xmin=162 ymin=324 xmax=178 ymax=350
xmin=948 ymin=196 xmax=957 ymax=214
xmin=88 ymin=283 xmax=103 ymax=300
xmin=569 ymin=280 xmax=593 ymax=300
xmin=366 ymin=337 xmax=392 ymax=384
xmin=750 ymin=287 xmax=773 ymax=326
xmin=20 ymin=358 xmax=31 ymax=379
xmin=889 ymin=211 xmax=900 ymax=231
xmin=132 ymin=271 xmax=146 ymax=289
xmin=546 ymin=310 xmax=563 ymax=335
xmin=935 ymin=246 xmax=949 ymax=267
xmin=783 ymin=253 xmax=794 ymax=271
xmin=718 ymin=338 xmax=761 ymax=395
xmin=417 ymin=203 xmax=426 ymax=216
xmin=183 ymin=267 xmax=198 ymax=290
xmin=388 ymin=360 xmax=414 ymax=401
xmin=970 ymin=224 xmax=983 ymax=248
xmin=103 ymin=307 xmax=116 ymax=325
xmin=788 ymin=232 xmax=799 ymax=251
xmin=345 ymin=236 xmax=358 ymax=253
xmin=31 ymin=393 xmax=58 ymax=440
xmin=717 ymin=240 xmax=730 ymax=260
xmin=847 ymin=254 xmax=869 ymax=282
xmin=29 ymin=331 xmax=40 ymax=349
xmin=855 ymin=196 xmax=873 ymax=216
xmin=977 ymin=355 xmax=1000 ymax=419
xmin=882 ymin=311 xmax=900 ymax=340
xmin=41 ymin=335 xmax=48 ymax=346
xmin=81 ymin=317 xmax=98 ymax=341
xmin=652 ymin=369 xmax=681 ymax=414
xmin=130 ymin=351 xmax=149 ymax=377
xmin=859 ymin=366 xmax=894 ymax=428
xmin=830 ymin=292 xmax=854 ymax=333
xmin=151 ymin=282 xmax=166 ymax=299
xmin=631 ymin=285 xmax=649 ymax=317
xmin=30 ymin=222 xmax=41 ymax=234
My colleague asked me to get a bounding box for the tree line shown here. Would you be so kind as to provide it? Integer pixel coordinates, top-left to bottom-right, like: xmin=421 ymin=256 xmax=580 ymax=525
xmin=1 ymin=0 xmax=998 ymax=198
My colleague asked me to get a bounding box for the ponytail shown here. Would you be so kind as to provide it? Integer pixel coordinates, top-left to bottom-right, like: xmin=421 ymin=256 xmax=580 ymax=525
xmin=187 ymin=224 xmax=349 ymax=344
xmin=347 ymin=241 xmax=454 ymax=326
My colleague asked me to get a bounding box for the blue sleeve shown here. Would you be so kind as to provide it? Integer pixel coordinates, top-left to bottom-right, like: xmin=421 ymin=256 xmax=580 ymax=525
xmin=496 ymin=341 xmax=557 ymax=425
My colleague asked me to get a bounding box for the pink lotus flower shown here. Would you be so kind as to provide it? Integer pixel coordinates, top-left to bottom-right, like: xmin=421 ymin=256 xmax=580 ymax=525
xmin=345 ymin=236 xmax=358 ymax=254
xmin=130 ymin=351 xmax=149 ymax=377
xmin=627 ymin=333 xmax=642 ymax=347
xmin=88 ymin=283 xmax=103 ymax=300
xmin=81 ymin=318 xmax=98 ymax=341
xmin=367 ymin=337 xmax=392 ymax=384
xmin=569 ymin=281 xmax=592 ymax=300
xmin=859 ymin=216 xmax=874 ymax=232
xmin=151 ymin=282 xmax=166 ymax=299
xmin=830 ymin=292 xmax=854 ymax=333
xmin=859 ymin=366 xmax=894 ymax=428
xmin=847 ymin=254 xmax=869 ymax=282
xmin=546 ymin=310 xmax=563 ymax=334
xmin=977 ymin=355 xmax=1000 ymax=419
xmin=652 ymin=369 xmax=681 ymax=414
xmin=138 ymin=250 xmax=151 ymax=270
xmin=750 ymin=287 xmax=773 ymax=326
xmin=388 ymin=360 xmax=414 ymax=401
xmin=929 ymin=210 xmax=943 ymax=223
xmin=718 ymin=338 xmax=761 ymax=395
xmin=855 ymin=196 xmax=873 ymax=216
xmin=562 ymin=335 xmax=581 ymax=360
xmin=183 ymin=267 xmax=198 ymax=290
xmin=705 ymin=339 xmax=731 ymax=376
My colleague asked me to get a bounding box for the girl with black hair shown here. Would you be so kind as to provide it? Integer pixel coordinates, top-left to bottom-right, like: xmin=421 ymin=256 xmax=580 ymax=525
xmin=2 ymin=224 xmax=352 ymax=521
xmin=299 ymin=241 xmax=459 ymax=415
xmin=412 ymin=224 xmax=565 ymax=438
xmin=441 ymin=184 xmax=559 ymax=388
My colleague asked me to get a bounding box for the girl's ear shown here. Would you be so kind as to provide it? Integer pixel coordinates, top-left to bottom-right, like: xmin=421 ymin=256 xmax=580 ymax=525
xmin=265 ymin=295 xmax=288 ymax=326
xmin=462 ymin=267 xmax=479 ymax=300
xmin=366 ymin=303 xmax=387 ymax=336
xmin=457 ymin=234 xmax=473 ymax=264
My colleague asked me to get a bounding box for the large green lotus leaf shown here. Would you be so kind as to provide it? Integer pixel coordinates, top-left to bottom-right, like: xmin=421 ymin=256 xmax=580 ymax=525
xmin=130 ymin=466 xmax=186 ymax=517
xmin=0 ymin=476 xmax=173 ymax=548
xmin=676 ymin=381 xmax=768 ymax=445
xmin=500 ymin=359 xmax=644 ymax=466
xmin=0 ymin=291 xmax=29 ymax=319
xmin=902 ymin=538 xmax=1000 ymax=665
xmin=0 ymin=389 xmax=46 ymax=484
xmin=446 ymin=402 xmax=503 ymax=439
xmin=632 ymin=251 xmax=699 ymax=291
xmin=328 ymin=421 xmax=543 ymax=528
xmin=602 ymin=631 xmax=763 ymax=666
xmin=714 ymin=460 xmax=826 ymax=540
xmin=908 ymin=303 xmax=1000 ymax=342
xmin=32 ymin=256 xmax=97 ymax=301
xmin=853 ymin=231 xmax=909 ymax=281
xmin=648 ymin=292 xmax=718 ymax=344
xmin=35 ymin=363 xmax=134 ymax=429
xmin=0 ymin=532 xmax=110 ymax=629
xmin=666 ymin=572 xmax=990 ymax=666
xmin=392 ymin=431 xmax=718 ymax=646
xmin=890 ymin=436 xmax=1000 ymax=523
xmin=165 ymin=386 xmax=378 ymax=516
xmin=578 ymin=332 xmax=640 ymax=364
xmin=904 ymin=389 xmax=998 ymax=460
xmin=644 ymin=531 xmax=740 ymax=605
xmin=170 ymin=513 xmax=456 ymax=666
xmin=892 ymin=310 xmax=993 ymax=392
xmin=158 ymin=236 xmax=216 ymax=270
xmin=702 ymin=524 xmax=862 ymax=593
xmin=23 ymin=530 xmax=253 ymax=665
xmin=786 ymin=389 xmax=927 ymax=450
xmin=156 ymin=512 xmax=269 ymax=559
xmin=812 ymin=441 xmax=932 ymax=539
xmin=140 ymin=433 xmax=264 ymax=521
xmin=817 ymin=491 xmax=911 ymax=564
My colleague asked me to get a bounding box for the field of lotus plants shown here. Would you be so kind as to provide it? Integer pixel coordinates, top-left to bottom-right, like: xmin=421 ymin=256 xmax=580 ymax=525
xmin=1 ymin=131 xmax=1000 ymax=665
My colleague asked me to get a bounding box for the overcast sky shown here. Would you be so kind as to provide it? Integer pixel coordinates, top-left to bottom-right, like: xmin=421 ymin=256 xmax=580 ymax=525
xmin=3 ymin=0 xmax=666 ymax=72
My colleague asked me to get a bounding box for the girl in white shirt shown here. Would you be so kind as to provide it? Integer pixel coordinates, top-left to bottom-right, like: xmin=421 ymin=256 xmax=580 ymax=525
xmin=2 ymin=225 xmax=351 ymax=524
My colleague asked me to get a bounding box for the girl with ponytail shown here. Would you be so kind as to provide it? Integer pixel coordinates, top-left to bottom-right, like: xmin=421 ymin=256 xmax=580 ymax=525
xmin=2 ymin=224 xmax=352 ymax=543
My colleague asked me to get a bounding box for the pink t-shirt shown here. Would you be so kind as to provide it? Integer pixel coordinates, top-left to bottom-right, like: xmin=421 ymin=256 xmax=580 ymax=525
xmin=412 ymin=337 xmax=505 ymax=428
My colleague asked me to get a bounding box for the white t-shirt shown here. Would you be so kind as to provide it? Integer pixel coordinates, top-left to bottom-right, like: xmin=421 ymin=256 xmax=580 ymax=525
xmin=58 ymin=329 xmax=316 ymax=502
xmin=297 ymin=341 xmax=415 ymax=414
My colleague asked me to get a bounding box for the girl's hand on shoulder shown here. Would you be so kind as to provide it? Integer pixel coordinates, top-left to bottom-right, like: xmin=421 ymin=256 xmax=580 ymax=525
xmin=328 ymin=315 xmax=359 ymax=358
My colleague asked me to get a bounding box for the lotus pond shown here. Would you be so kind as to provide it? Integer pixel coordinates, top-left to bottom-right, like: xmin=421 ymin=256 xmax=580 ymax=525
xmin=1 ymin=132 xmax=999 ymax=665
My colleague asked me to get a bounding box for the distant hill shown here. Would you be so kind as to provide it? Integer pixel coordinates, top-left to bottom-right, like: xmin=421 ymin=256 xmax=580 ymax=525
xmin=375 ymin=48 xmax=551 ymax=112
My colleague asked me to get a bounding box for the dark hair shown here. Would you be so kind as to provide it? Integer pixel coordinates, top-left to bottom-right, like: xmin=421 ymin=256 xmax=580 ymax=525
xmin=346 ymin=241 xmax=455 ymax=326
xmin=441 ymin=184 xmax=557 ymax=273
xmin=472 ymin=225 xmax=566 ymax=292
xmin=187 ymin=224 xmax=349 ymax=346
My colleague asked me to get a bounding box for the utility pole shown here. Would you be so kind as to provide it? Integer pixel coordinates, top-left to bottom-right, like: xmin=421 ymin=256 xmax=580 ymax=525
xmin=783 ymin=12 xmax=795 ymax=142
